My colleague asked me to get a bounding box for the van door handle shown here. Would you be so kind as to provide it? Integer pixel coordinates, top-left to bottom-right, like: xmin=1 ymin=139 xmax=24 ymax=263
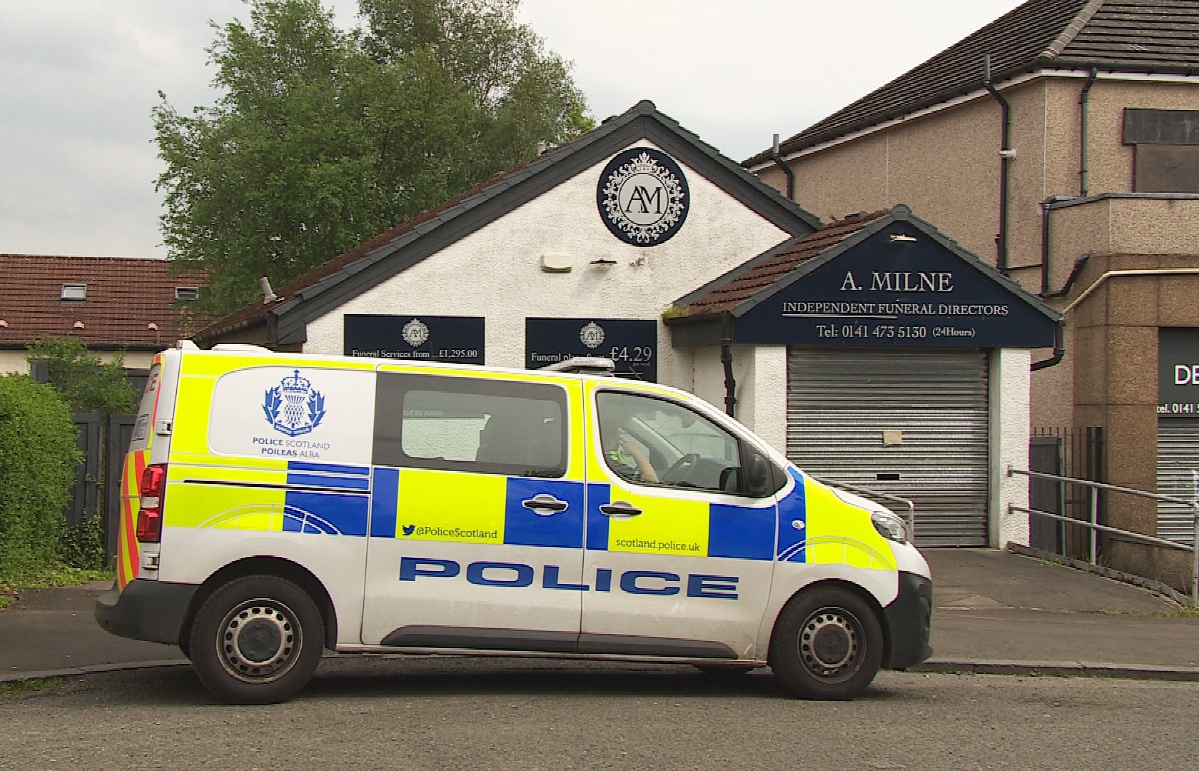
xmin=599 ymin=501 xmax=642 ymax=518
xmin=522 ymin=494 xmax=569 ymax=516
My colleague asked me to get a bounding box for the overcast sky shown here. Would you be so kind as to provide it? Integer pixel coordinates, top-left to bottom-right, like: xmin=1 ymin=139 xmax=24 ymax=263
xmin=0 ymin=0 xmax=1025 ymax=260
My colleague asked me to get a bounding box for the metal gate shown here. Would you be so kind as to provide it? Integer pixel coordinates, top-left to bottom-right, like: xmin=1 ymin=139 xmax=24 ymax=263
xmin=1157 ymin=418 xmax=1199 ymax=543
xmin=66 ymin=412 xmax=136 ymax=562
xmin=787 ymin=348 xmax=990 ymax=546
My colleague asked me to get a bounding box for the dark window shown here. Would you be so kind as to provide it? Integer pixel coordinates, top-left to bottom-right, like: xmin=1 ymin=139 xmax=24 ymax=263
xmin=1123 ymin=109 xmax=1199 ymax=193
xmin=596 ymin=391 xmax=746 ymax=494
xmin=373 ymin=372 xmax=567 ymax=478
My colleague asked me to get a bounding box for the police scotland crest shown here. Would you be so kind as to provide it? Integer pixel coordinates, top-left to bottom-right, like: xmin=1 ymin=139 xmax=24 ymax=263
xmin=263 ymin=369 xmax=327 ymax=437
xmin=597 ymin=147 xmax=689 ymax=246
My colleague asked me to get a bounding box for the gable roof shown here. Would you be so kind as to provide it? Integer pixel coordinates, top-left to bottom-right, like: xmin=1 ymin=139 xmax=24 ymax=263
xmin=0 ymin=254 xmax=209 ymax=351
xmin=745 ymin=0 xmax=1199 ymax=166
xmin=671 ymin=204 xmax=1060 ymax=325
xmin=197 ymin=100 xmax=821 ymax=348
xmin=674 ymin=211 xmax=887 ymax=317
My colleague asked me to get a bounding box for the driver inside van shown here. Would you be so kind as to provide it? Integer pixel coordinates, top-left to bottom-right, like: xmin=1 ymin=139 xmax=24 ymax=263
xmin=604 ymin=426 xmax=660 ymax=484
xmin=599 ymin=405 xmax=666 ymax=482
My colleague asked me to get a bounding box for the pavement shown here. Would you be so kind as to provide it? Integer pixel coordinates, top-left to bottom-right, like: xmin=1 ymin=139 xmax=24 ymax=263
xmin=2 ymin=546 xmax=1198 ymax=684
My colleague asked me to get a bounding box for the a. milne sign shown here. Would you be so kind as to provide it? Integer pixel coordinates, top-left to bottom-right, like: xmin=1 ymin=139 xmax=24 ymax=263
xmin=733 ymin=226 xmax=1057 ymax=349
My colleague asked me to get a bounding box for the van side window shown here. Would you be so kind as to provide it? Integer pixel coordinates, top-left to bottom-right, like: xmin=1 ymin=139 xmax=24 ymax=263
xmin=596 ymin=391 xmax=744 ymax=494
xmin=373 ymin=373 xmax=567 ymax=478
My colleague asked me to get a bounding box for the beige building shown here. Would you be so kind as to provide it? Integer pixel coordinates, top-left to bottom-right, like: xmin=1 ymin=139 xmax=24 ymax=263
xmin=746 ymin=0 xmax=1199 ymax=584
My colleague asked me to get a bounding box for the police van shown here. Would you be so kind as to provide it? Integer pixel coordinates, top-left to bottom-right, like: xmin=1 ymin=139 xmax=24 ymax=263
xmin=96 ymin=342 xmax=932 ymax=704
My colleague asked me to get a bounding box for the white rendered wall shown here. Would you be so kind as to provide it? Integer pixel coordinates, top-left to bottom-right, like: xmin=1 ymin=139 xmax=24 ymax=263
xmin=741 ymin=346 xmax=788 ymax=454
xmin=304 ymin=140 xmax=792 ymax=392
xmin=990 ymin=347 xmax=1032 ymax=547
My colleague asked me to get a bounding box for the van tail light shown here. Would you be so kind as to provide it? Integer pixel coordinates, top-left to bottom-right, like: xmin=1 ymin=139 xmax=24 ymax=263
xmin=136 ymin=463 xmax=167 ymax=543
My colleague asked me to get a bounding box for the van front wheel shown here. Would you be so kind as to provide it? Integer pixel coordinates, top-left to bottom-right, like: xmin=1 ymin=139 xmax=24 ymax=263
xmin=189 ymin=575 xmax=324 ymax=704
xmin=769 ymin=586 xmax=882 ymax=700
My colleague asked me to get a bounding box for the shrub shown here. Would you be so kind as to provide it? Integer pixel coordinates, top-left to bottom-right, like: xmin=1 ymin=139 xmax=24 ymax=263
xmin=0 ymin=375 xmax=82 ymax=583
xmin=25 ymin=336 xmax=137 ymax=414
xmin=57 ymin=511 xmax=108 ymax=572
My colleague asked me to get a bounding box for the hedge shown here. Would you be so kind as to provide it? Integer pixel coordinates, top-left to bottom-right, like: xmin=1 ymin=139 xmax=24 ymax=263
xmin=0 ymin=374 xmax=81 ymax=583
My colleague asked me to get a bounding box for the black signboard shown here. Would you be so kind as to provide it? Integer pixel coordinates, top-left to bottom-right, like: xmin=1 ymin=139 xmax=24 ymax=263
xmin=344 ymin=315 xmax=484 ymax=365
xmin=526 ymin=317 xmax=657 ymax=381
xmin=1159 ymin=328 xmax=1199 ymax=417
xmin=733 ymin=226 xmax=1057 ymax=349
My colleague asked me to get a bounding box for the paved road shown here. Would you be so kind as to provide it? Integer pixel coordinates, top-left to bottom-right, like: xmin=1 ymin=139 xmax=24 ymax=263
xmin=3 ymin=657 xmax=1198 ymax=769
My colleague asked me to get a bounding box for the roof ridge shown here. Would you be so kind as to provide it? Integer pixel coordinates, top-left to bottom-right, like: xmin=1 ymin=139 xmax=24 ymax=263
xmin=1041 ymin=0 xmax=1107 ymax=58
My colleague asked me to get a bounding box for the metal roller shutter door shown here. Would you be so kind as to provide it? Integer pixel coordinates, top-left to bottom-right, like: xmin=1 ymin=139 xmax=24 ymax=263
xmin=1156 ymin=419 xmax=1199 ymax=543
xmin=787 ymin=348 xmax=990 ymax=547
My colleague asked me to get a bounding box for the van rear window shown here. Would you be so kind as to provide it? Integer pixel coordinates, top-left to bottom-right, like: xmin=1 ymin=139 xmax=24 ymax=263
xmin=130 ymin=364 xmax=161 ymax=443
xmin=373 ymin=373 xmax=567 ymax=478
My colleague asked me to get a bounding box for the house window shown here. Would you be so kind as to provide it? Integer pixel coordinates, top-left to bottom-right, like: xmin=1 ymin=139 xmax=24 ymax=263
xmin=1123 ymin=109 xmax=1199 ymax=193
xmin=61 ymin=283 xmax=87 ymax=301
xmin=174 ymin=286 xmax=199 ymax=301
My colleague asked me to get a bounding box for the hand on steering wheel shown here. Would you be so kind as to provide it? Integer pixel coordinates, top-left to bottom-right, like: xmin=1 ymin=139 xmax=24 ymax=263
xmin=662 ymin=453 xmax=699 ymax=485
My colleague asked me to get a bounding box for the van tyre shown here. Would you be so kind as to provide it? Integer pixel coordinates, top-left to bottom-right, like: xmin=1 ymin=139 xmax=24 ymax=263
xmin=769 ymin=586 xmax=882 ymax=700
xmin=189 ymin=575 xmax=324 ymax=704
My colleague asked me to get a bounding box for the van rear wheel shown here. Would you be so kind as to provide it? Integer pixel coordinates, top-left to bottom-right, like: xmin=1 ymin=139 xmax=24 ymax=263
xmin=769 ymin=586 xmax=882 ymax=700
xmin=189 ymin=575 xmax=324 ymax=704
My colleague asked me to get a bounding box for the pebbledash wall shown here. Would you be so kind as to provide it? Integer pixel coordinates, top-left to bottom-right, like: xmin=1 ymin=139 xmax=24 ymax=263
xmin=200 ymin=101 xmax=1053 ymax=548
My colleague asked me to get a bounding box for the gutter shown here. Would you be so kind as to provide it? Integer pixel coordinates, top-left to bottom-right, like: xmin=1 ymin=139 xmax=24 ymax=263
xmin=1063 ymin=269 xmax=1199 ymax=315
xmin=1032 ymin=268 xmax=1199 ymax=371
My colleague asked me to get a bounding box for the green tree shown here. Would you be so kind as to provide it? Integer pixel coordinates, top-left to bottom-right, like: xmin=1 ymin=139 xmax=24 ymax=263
xmin=25 ymin=337 xmax=138 ymax=415
xmin=156 ymin=0 xmax=593 ymax=314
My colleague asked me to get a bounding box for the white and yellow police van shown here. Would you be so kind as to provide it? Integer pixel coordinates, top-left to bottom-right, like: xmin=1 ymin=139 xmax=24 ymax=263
xmin=96 ymin=342 xmax=932 ymax=704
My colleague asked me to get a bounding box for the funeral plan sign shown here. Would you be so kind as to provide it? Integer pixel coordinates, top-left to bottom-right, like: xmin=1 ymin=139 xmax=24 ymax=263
xmin=733 ymin=226 xmax=1057 ymax=349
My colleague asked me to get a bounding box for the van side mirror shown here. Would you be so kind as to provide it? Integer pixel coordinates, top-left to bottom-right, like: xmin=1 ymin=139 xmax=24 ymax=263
xmin=746 ymin=453 xmax=772 ymax=498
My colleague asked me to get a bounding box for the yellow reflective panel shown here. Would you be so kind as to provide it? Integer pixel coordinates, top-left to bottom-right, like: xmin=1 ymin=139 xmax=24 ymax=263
xmin=163 ymin=464 xmax=288 ymax=529
xmin=171 ymin=375 xmax=216 ymax=456
xmin=606 ymin=488 xmax=709 ymax=557
xmin=802 ymin=479 xmax=896 ymax=571
xmin=396 ymin=469 xmax=505 ymax=544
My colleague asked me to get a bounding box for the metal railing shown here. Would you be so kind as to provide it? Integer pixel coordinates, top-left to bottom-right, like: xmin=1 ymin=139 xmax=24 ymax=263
xmin=1008 ymin=467 xmax=1199 ymax=607
xmin=813 ymin=476 xmax=916 ymax=542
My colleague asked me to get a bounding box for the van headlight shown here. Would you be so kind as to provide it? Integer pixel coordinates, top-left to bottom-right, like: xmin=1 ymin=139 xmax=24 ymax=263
xmin=871 ymin=510 xmax=908 ymax=543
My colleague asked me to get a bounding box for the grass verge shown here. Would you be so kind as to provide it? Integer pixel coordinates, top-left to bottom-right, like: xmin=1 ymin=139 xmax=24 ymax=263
xmin=0 ymin=678 xmax=64 ymax=698
xmin=0 ymin=564 xmax=113 ymax=613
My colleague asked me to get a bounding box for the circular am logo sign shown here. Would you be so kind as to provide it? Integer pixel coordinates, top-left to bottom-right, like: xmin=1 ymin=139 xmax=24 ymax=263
xmin=597 ymin=147 xmax=689 ymax=246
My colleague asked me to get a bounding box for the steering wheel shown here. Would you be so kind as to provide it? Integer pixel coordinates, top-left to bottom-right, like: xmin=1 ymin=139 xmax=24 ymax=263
xmin=662 ymin=453 xmax=700 ymax=485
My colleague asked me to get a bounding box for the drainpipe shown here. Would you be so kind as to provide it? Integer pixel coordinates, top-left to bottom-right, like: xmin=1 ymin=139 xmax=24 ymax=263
xmin=1079 ymin=68 xmax=1098 ymax=196
xmin=984 ymin=54 xmax=1012 ymax=275
xmin=771 ymin=133 xmax=795 ymax=200
xmin=1040 ymin=197 xmax=1052 ymax=296
xmin=1031 ymin=320 xmax=1065 ymax=371
xmin=721 ymin=313 xmax=737 ymax=417
xmin=1034 ymin=197 xmax=1065 ymax=368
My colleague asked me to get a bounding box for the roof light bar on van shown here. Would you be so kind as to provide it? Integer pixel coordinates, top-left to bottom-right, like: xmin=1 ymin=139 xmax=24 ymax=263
xmin=540 ymin=356 xmax=616 ymax=375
